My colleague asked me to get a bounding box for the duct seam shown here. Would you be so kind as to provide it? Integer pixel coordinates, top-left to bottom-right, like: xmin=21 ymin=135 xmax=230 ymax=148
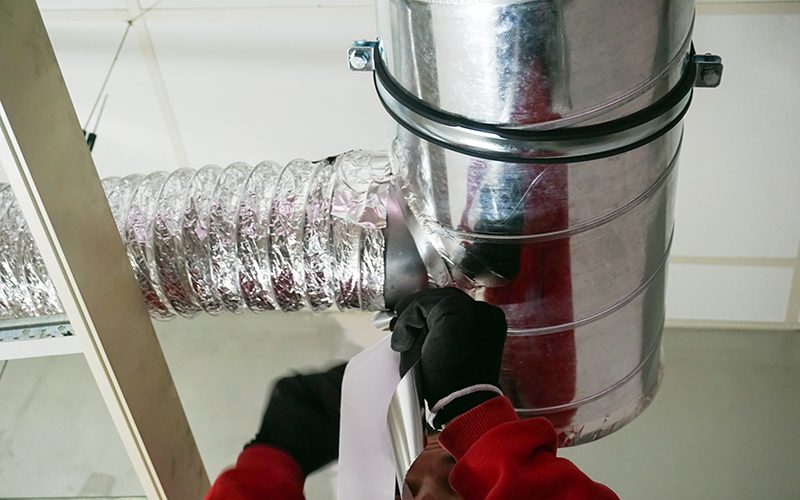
xmin=526 ymin=17 xmax=696 ymax=130
xmin=513 ymin=319 xmax=665 ymax=416
xmin=417 ymin=137 xmax=683 ymax=244
xmin=506 ymin=228 xmax=674 ymax=336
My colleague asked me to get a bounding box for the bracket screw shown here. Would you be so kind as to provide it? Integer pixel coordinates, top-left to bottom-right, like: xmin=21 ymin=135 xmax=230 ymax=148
xmin=348 ymin=49 xmax=370 ymax=70
xmin=347 ymin=40 xmax=379 ymax=72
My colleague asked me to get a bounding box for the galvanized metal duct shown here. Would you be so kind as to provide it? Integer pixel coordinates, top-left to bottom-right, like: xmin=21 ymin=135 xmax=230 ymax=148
xmin=0 ymin=151 xmax=395 ymax=319
xmin=359 ymin=0 xmax=722 ymax=444
xmin=0 ymin=0 xmax=723 ymax=450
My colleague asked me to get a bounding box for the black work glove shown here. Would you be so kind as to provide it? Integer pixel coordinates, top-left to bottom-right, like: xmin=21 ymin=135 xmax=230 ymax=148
xmin=390 ymin=288 xmax=507 ymax=428
xmin=250 ymin=363 xmax=346 ymax=476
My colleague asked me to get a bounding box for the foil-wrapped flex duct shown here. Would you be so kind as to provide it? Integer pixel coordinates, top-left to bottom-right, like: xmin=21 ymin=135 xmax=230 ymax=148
xmin=0 ymin=150 xmax=396 ymax=320
xmin=371 ymin=0 xmax=721 ymax=444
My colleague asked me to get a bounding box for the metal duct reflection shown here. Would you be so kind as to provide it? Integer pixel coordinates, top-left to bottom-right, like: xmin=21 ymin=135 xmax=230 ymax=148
xmin=0 ymin=0 xmax=720 ymax=451
xmin=373 ymin=0 xmax=715 ymax=444
xmin=0 ymin=150 xmax=391 ymax=319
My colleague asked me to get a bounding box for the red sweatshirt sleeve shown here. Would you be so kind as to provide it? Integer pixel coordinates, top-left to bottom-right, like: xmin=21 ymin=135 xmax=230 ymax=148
xmin=439 ymin=396 xmax=618 ymax=500
xmin=205 ymin=445 xmax=305 ymax=500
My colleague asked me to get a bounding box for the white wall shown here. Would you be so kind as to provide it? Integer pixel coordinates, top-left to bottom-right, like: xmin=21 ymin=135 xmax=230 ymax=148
xmin=671 ymin=5 xmax=800 ymax=328
xmin=28 ymin=1 xmax=800 ymax=329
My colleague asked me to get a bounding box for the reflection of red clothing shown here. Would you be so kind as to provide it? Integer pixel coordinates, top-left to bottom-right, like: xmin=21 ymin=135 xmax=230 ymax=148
xmin=206 ymin=396 xmax=616 ymax=499
xmin=490 ymin=163 xmax=577 ymax=430
xmin=485 ymin=57 xmax=577 ymax=431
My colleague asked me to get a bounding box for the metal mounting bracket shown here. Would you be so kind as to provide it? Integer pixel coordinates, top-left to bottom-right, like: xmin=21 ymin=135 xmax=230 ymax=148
xmin=692 ymin=53 xmax=724 ymax=88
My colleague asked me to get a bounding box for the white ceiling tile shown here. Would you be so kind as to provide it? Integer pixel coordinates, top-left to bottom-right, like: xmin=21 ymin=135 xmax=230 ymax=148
xmin=37 ymin=0 xmax=127 ymax=10
xmin=666 ymin=264 xmax=794 ymax=322
xmin=140 ymin=0 xmax=372 ymax=8
xmin=674 ymin=13 xmax=800 ymax=258
xmin=40 ymin=16 xmax=178 ymax=177
xmin=144 ymin=7 xmax=390 ymax=168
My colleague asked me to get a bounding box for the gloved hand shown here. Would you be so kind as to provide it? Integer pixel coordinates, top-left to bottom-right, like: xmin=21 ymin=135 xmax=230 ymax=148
xmin=250 ymin=363 xmax=346 ymax=476
xmin=391 ymin=288 xmax=507 ymax=428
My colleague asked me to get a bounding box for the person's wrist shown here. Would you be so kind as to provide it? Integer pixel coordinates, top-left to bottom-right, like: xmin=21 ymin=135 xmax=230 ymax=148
xmin=429 ymin=385 xmax=503 ymax=429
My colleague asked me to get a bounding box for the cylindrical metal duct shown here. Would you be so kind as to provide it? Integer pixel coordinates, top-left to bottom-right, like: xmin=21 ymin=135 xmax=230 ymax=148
xmin=0 ymin=0 xmax=721 ymax=451
xmin=374 ymin=0 xmax=701 ymax=444
xmin=0 ymin=150 xmax=394 ymax=320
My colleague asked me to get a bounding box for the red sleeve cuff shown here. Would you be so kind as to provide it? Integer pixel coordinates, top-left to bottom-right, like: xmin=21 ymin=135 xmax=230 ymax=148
xmin=438 ymin=396 xmax=519 ymax=459
xmin=236 ymin=445 xmax=304 ymax=480
xmin=206 ymin=445 xmax=305 ymax=500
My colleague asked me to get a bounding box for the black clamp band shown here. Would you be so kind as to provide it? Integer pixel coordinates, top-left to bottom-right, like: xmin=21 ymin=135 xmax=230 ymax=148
xmin=363 ymin=42 xmax=704 ymax=164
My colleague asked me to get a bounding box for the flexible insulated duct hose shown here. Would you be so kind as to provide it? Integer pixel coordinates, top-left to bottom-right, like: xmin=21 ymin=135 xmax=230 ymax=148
xmin=0 ymin=150 xmax=391 ymax=320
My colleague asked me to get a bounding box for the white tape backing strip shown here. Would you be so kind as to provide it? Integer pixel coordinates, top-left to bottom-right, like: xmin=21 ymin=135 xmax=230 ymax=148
xmin=338 ymin=334 xmax=401 ymax=500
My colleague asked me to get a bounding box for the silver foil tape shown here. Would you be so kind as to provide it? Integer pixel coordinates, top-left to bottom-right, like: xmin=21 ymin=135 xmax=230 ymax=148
xmin=0 ymin=150 xmax=390 ymax=320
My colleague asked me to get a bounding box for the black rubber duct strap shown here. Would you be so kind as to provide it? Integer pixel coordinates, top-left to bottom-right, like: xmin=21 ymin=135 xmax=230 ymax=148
xmin=373 ymin=46 xmax=698 ymax=164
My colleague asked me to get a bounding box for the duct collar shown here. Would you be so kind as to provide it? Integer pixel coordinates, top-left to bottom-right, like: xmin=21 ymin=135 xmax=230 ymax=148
xmin=349 ymin=40 xmax=722 ymax=165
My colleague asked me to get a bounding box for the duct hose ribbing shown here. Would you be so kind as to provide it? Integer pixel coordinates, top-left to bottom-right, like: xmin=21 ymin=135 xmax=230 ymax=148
xmin=0 ymin=150 xmax=390 ymax=320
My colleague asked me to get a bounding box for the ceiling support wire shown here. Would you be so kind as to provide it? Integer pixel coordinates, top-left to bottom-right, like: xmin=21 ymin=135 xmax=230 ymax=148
xmin=80 ymin=0 xmax=165 ymax=131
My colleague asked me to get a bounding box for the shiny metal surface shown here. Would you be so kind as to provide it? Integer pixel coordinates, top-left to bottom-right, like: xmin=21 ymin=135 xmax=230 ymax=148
xmin=0 ymin=151 xmax=391 ymax=319
xmin=0 ymin=314 xmax=72 ymax=345
xmin=372 ymin=39 xmax=695 ymax=163
xmin=270 ymin=159 xmax=318 ymax=312
xmin=348 ymin=40 xmax=379 ymax=72
xmin=0 ymin=185 xmax=42 ymax=318
xmin=376 ymin=72 xmax=691 ymax=163
xmin=383 ymin=187 xmax=429 ymax=309
xmin=377 ymin=0 xmax=698 ymax=444
xmin=693 ymin=53 xmax=724 ymax=88
xmin=377 ymin=0 xmax=695 ymax=129
xmin=387 ymin=368 xmax=426 ymax=491
xmin=373 ymin=310 xmax=426 ymax=490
